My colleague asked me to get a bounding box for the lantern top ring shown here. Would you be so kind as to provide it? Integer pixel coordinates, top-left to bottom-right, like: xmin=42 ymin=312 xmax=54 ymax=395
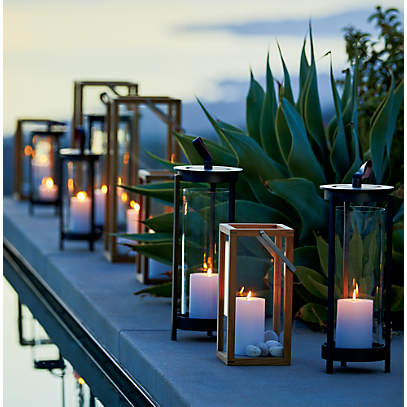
xmin=174 ymin=165 xmax=242 ymax=183
xmin=320 ymin=183 xmax=394 ymax=203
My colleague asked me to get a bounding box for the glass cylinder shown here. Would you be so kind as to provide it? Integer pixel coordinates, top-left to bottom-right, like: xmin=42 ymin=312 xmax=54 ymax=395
xmin=180 ymin=188 xmax=229 ymax=318
xmin=59 ymin=149 xmax=101 ymax=251
xmin=334 ymin=205 xmax=386 ymax=349
xmin=28 ymin=131 xmax=64 ymax=212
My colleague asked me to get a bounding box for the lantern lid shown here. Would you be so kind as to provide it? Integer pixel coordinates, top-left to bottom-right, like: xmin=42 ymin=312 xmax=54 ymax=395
xmin=30 ymin=130 xmax=66 ymax=137
xmin=58 ymin=148 xmax=101 ymax=161
xmin=174 ymin=165 xmax=242 ymax=183
xmin=320 ymin=183 xmax=394 ymax=203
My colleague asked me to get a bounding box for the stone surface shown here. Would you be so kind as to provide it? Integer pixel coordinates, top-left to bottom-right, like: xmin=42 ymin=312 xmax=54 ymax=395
xmin=246 ymin=345 xmax=261 ymax=357
xmin=4 ymin=198 xmax=404 ymax=407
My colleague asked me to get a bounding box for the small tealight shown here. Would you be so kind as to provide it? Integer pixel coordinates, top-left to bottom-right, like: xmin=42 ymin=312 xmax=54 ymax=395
xmin=246 ymin=345 xmax=261 ymax=357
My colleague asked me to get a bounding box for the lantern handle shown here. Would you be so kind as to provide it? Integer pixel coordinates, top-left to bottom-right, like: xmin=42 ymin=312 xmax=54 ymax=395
xmin=192 ymin=137 xmax=213 ymax=170
xmin=75 ymin=126 xmax=86 ymax=154
xmin=99 ymin=92 xmax=111 ymax=105
xmin=257 ymin=230 xmax=296 ymax=273
xmin=352 ymin=160 xmax=373 ymax=188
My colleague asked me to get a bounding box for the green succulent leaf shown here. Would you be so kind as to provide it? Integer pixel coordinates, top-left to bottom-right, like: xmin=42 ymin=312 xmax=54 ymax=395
xmin=246 ymin=70 xmax=265 ymax=144
xmin=275 ymin=104 xmax=292 ymax=164
xmin=277 ymin=42 xmax=294 ymax=104
xmin=269 ymin=177 xmax=327 ymax=241
xmin=330 ymin=61 xmax=350 ymax=181
xmin=143 ymin=212 xmax=174 ymax=234
xmin=370 ymin=77 xmax=404 ymax=183
xmin=316 ymin=235 xmax=329 ymax=278
xmin=118 ymin=182 xmax=175 ymax=203
xmin=297 ymin=36 xmax=310 ymax=112
xmin=341 ymin=68 xmax=352 ymax=109
xmin=216 ymin=120 xmax=245 ymax=134
xmin=128 ymin=242 xmax=173 ymax=265
xmin=391 ymin=285 xmax=404 ymax=312
xmin=296 ymin=266 xmax=328 ymax=300
xmin=297 ymin=302 xmax=328 ymax=327
xmin=114 ymin=232 xmax=173 ymax=243
xmin=280 ymin=98 xmax=326 ymax=186
xmin=260 ymin=52 xmax=286 ymax=167
xmin=134 ymin=282 xmax=172 ymax=297
xmin=145 ymin=150 xmax=180 ymax=172
xmin=294 ymin=246 xmax=318 ymax=268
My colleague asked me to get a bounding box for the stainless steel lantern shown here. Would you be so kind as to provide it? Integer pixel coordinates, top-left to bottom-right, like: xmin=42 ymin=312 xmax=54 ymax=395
xmin=136 ymin=169 xmax=173 ymax=284
xmin=171 ymin=137 xmax=242 ymax=340
xmin=71 ymin=80 xmax=138 ymax=146
xmin=58 ymin=128 xmax=102 ymax=251
xmin=217 ymin=224 xmax=295 ymax=366
xmin=321 ymin=161 xmax=394 ymax=373
xmin=28 ymin=129 xmax=65 ymax=214
xmin=104 ymin=95 xmax=182 ymax=262
xmin=14 ymin=119 xmax=66 ymax=200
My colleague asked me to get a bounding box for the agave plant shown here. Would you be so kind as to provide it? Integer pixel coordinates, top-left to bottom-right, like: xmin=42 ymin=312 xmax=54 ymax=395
xmin=119 ymin=25 xmax=404 ymax=326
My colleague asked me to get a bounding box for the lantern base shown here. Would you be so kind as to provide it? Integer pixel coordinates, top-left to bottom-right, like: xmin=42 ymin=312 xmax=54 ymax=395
xmin=321 ymin=342 xmax=386 ymax=363
xmin=176 ymin=313 xmax=217 ymax=334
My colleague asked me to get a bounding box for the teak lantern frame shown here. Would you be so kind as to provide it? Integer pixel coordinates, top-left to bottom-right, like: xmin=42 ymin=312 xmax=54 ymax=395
xmin=14 ymin=118 xmax=66 ymax=200
xmin=136 ymin=169 xmax=174 ymax=284
xmin=71 ymin=80 xmax=138 ymax=146
xmin=58 ymin=145 xmax=102 ymax=251
xmin=104 ymin=95 xmax=182 ymax=263
xmin=321 ymin=161 xmax=394 ymax=374
xmin=216 ymin=223 xmax=295 ymax=366
xmin=171 ymin=138 xmax=243 ymax=340
xmin=28 ymin=129 xmax=65 ymax=214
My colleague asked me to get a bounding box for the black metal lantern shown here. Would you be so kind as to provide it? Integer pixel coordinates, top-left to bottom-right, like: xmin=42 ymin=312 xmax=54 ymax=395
xmin=58 ymin=128 xmax=102 ymax=251
xmin=28 ymin=129 xmax=65 ymax=214
xmin=171 ymin=137 xmax=242 ymax=340
xmin=321 ymin=161 xmax=394 ymax=373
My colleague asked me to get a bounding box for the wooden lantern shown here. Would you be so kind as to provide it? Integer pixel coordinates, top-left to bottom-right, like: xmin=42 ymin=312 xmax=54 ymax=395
xmin=14 ymin=118 xmax=66 ymax=200
xmin=71 ymin=80 xmax=138 ymax=146
xmin=136 ymin=169 xmax=173 ymax=284
xmin=217 ymin=223 xmax=295 ymax=366
xmin=104 ymin=95 xmax=182 ymax=262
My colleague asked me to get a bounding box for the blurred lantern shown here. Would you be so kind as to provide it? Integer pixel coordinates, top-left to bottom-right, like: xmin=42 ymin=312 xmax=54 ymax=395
xmin=171 ymin=137 xmax=242 ymax=340
xmin=103 ymin=95 xmax=182 ymax=262
xmin=14 ymin=119 xmax=66 ymax=200
xmin=71 ymin=80 xmax=138 ymax=146
xmin=58 ymin=127 xmax=102 ymax=251
xmin=320 ymin=161 xmax=394 ymax=373
xmin=28 ymin=129 xmax=65 ymax=214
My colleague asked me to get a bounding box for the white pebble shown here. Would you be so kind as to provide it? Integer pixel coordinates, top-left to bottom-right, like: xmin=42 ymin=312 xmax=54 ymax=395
xmin=268 ymin=344 xmax=284 ymax=357
xmin=246 ymin=345 xmax=261 ymax=357
xmin=256 ymin=342 xmax=269 ymax=356
xmin=265 ymin=340 xmax=280 ymax=347
xmin=264 ymin=330 xmax=279 ymax=342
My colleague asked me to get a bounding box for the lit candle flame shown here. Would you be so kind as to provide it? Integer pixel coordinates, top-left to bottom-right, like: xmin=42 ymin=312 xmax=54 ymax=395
xmin=121 ymin=191 xmax=128 ymax=203
xmin=76 ymin=191 xmax=87 ymax=201
xmin=101 ymin=184 xmax=108 ymax=194
xmin=67 ymin=178 xmax=74 ymax=192
xmin=130 ymin=200 xmax=140 ymax=213
xmin=42 ymin=177 xmax=54 ymax=188
xmin=123 ymin=152 xmax=130 ymax=165
xmin=247 ymin=291 xmax=252 ymax=300
xmin=207 ymin=267 xmax=212 ymax=276
xmin=239 ymin=286 xmax=245 ymax=296
xmin=117 ymin=177 xmax=122 ymax=185
xmin=352 ymin=283 xmax=359 ymax=300
xmin=77 ymin=376 xmax=85 ymax=385
xmin=24 ymin=145 xmax=33 ymax=156
xmin=170 ymin=153 xmax=175 ymax=163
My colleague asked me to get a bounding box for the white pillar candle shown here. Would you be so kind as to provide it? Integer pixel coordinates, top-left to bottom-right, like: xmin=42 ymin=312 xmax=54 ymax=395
xmin=70 ymin=192 xmax=91 ymax=233
xmin=235 ymin=292 xmax=265 ymax=355
xmin=189 ymin=272 xmax=218 ymax=319
xmin=336 ymin=295 xmax=373 ymax=349
xmin=126 ymin=201 xmax=140 ymax=234
xmin=38 ymin=177 xmax=58 ymax=201
xmin=94 ymin=185 xmax=107 ymax=226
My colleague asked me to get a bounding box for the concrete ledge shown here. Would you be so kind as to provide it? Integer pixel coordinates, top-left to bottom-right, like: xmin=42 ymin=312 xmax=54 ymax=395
xmin=3 ymin=198 xmax=404 ymax=407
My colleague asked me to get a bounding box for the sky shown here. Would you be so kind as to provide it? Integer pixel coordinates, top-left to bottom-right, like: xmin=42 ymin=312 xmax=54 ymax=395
xmin=3 ymin=0 xmax=404 ymax=135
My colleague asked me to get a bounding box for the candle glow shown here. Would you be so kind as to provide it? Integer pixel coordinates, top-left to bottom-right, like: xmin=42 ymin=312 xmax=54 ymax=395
xmin=101 ymin=184 xmax=108 ymax=194
xmin=42 ymin=177 xmax=54 ymax=189
xmin=77 ymin=191 xmax=87 ymax=200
